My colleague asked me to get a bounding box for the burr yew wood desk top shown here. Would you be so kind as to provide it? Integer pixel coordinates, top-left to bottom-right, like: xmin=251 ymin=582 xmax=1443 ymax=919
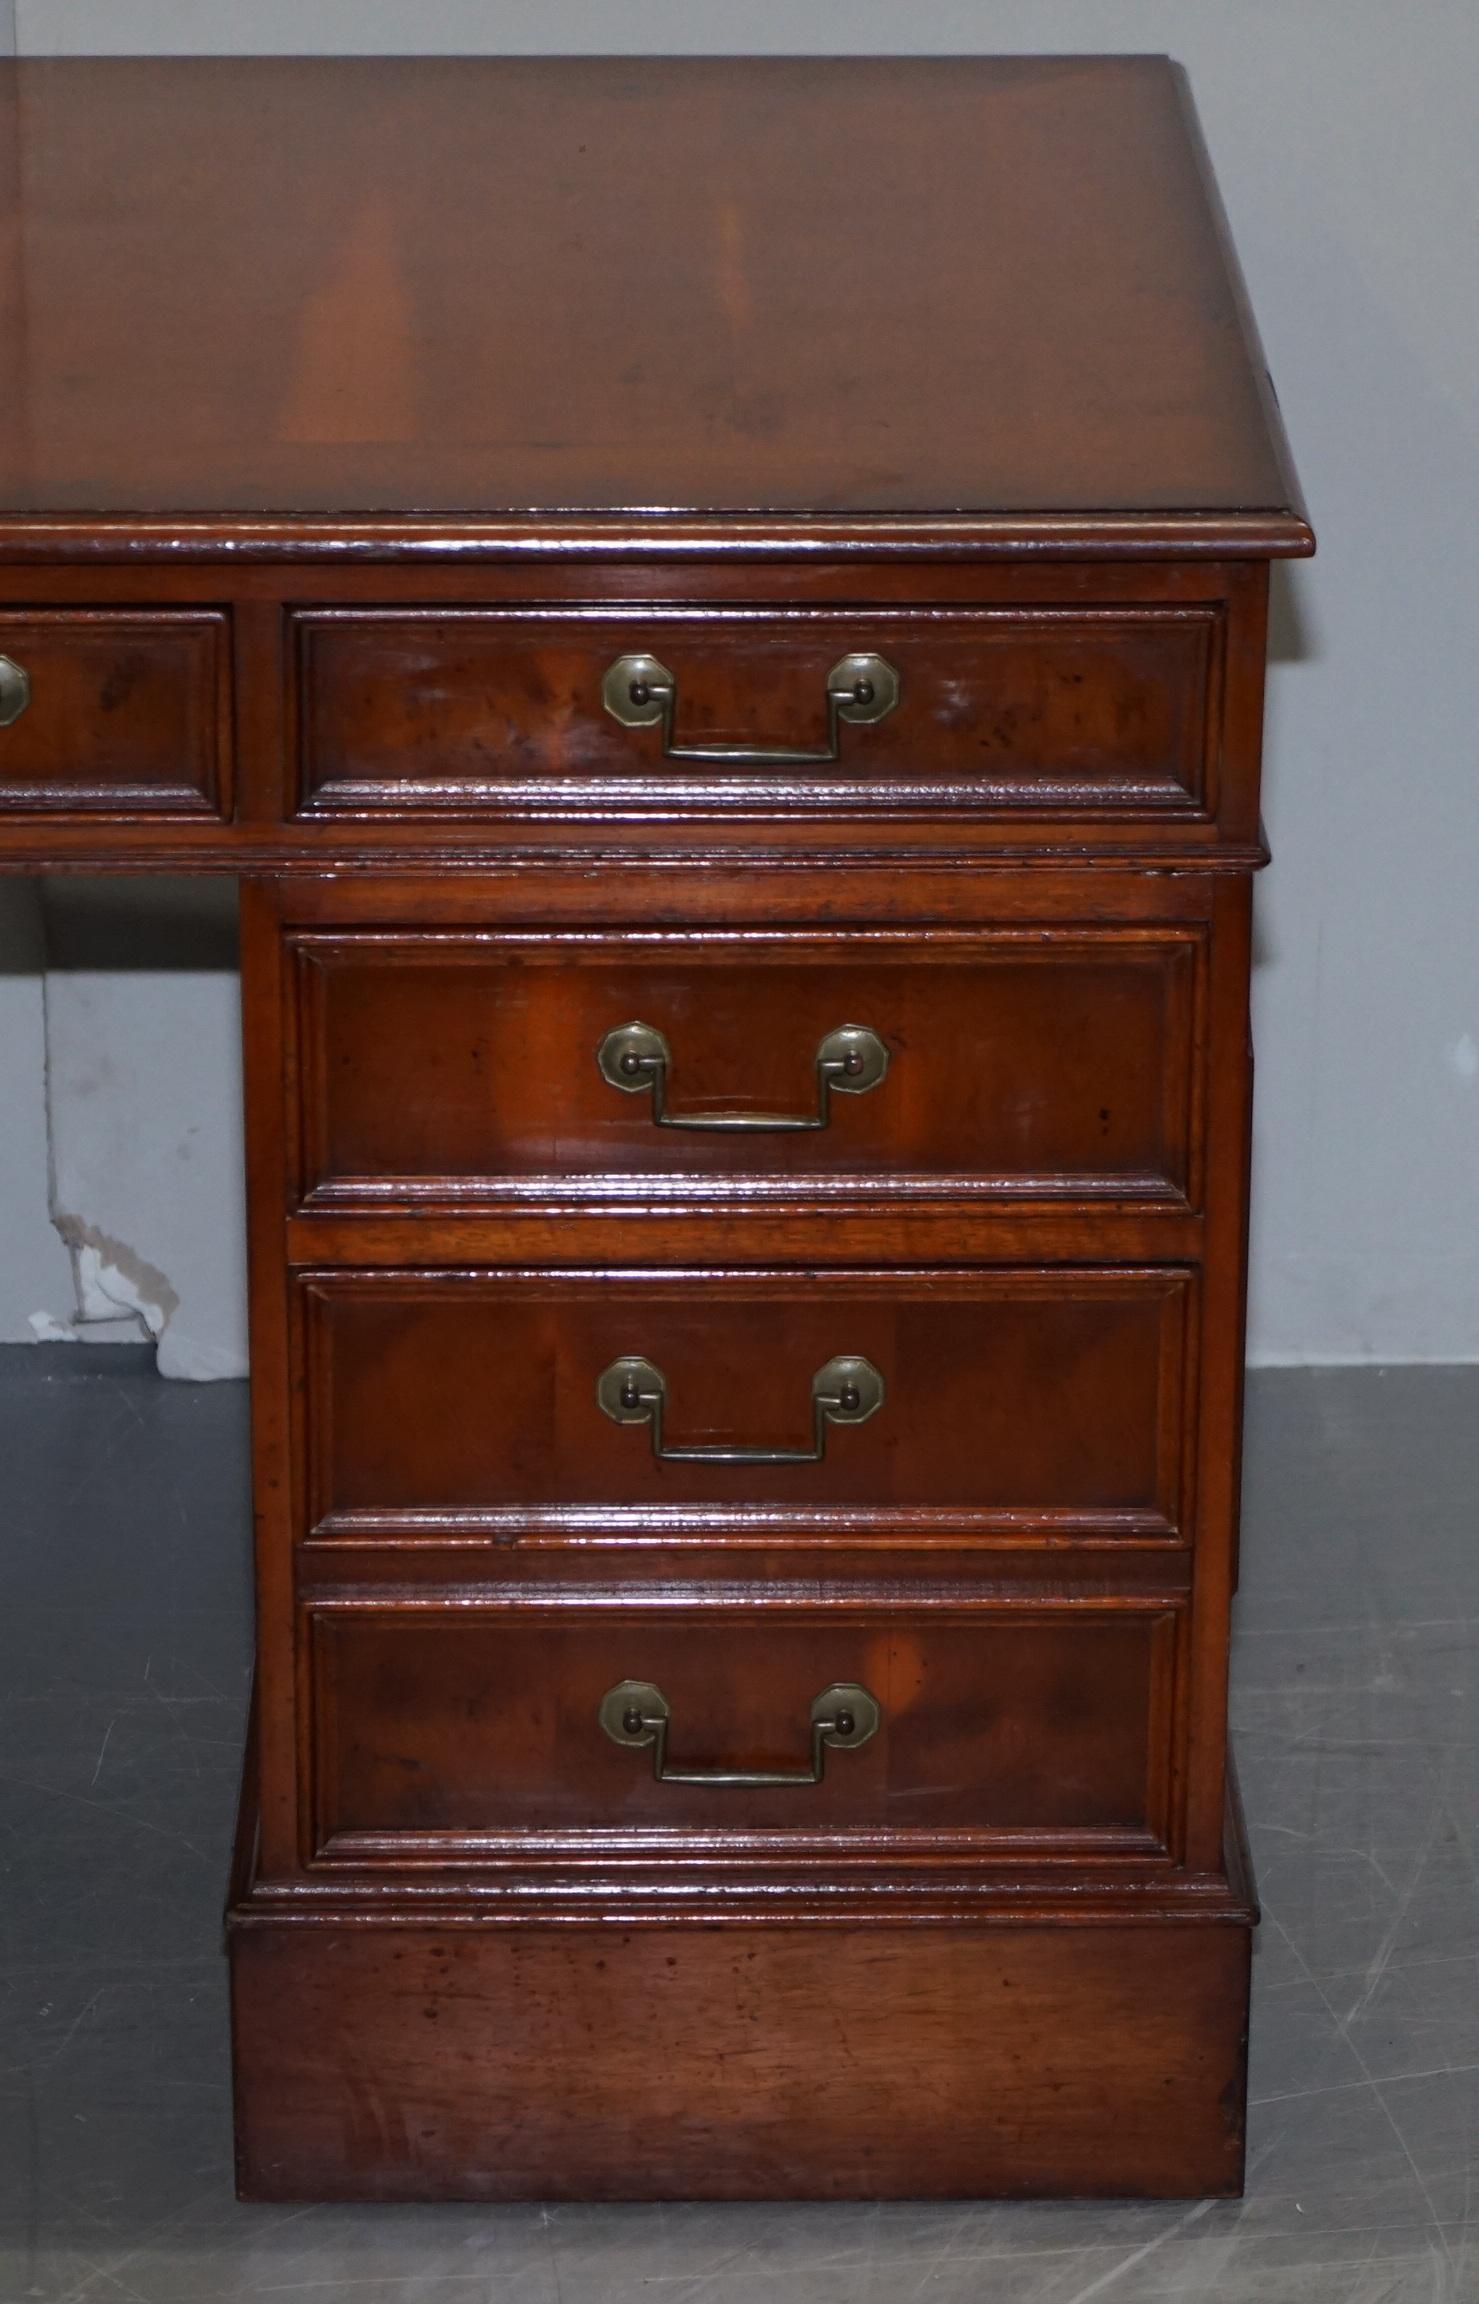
xmin=0 ymin=56 xmax=1311 ymax=2200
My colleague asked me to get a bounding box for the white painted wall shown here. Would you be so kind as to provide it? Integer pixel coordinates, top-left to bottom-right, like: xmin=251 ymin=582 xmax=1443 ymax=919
xmin=0 ymin=884 xmax=74 ymax=1333
xmin=37 ymin=881 xmax=247 ymax=1380
xmin=3 ymin=1 xmax=1477 ymax=1368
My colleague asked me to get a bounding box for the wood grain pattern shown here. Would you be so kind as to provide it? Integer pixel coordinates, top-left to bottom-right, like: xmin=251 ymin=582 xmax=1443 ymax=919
xmin=0 ymin=609 xmax=228 ymax=814
xmin=295 ymin=604 xmax=1221 ymax=819
xmin=230 ymin=1907 xmax=1250 ymax=2199
xmin=296 ymin=1267 xmax=1194 ymax=1540
xmin=0 ymin=52 xmax=1309 ymax=2202
xmin=306 ymin=1596 xmax=1180 ymax=1860
xmin=0 ymin=560 xmax=1273 ymax=871
xmin=290 ymin=924 xmax=1204 ymax=1214
xmin=0 ymin=57 xmax=1307 ymax=546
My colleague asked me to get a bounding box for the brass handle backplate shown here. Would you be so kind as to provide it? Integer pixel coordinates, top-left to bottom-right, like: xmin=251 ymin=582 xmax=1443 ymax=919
xmin=597 ymin=1353 xmax=884 ymax=1464
xmin=597 ymin=1020 xmax=888 ymax=1132
xmin=599 ymin=1678 xmax=880 ymax=1786
xmin=601 ymin=649 xmax=899 ymax=765
xmin=0 ymin=656 xmax=30 ymax=728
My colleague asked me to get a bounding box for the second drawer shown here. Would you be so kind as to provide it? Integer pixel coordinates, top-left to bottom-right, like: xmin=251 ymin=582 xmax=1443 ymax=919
xmin=297 ymin=1265 xmax=1195 ymax=1544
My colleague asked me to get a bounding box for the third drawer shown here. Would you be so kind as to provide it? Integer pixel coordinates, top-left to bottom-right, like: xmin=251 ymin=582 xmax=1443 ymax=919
xmin=295 ymin=1265 xmax=1197 ymax=1546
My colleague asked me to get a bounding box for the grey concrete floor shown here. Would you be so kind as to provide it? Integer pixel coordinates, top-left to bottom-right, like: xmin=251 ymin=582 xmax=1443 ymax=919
xmin=1 ymin=1355 xmax=1476 ymax=2302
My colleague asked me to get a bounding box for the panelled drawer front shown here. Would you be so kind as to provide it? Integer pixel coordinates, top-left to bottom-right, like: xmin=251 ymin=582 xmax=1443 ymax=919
xmin=0 ymin=612 xmax=229 ymax=816
xmin=294 ymin=606 xmax=1222 ymax=821
xmin=292 ymin=927 xmax=1204 ymax=1213
xmin=299 ymin=1268 xmax=1194 ymax=1543
xmin=307 ymin=1598 xmax=1180 ymax=1859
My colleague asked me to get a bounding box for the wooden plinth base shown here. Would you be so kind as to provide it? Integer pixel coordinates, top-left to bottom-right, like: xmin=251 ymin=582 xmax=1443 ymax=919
xmin=229 ymin=1795 xmax=1256 ymax=2201
xmin=231 ymin=1910 xmax=1251 ymax=2202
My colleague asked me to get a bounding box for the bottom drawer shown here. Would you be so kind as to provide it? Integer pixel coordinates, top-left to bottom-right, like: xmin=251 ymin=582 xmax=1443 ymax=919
xmin=306 ymin=1597 xmax=1182 ymax=1862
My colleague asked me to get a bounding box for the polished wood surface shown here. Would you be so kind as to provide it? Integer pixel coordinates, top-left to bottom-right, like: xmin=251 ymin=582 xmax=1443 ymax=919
xmin=297 ymin=601 xmax=1220 ymax=816
xmin=0 ymin=609 xmax=227 ymax=813
xmin=271 ymin=863 xmax=1238 ymax=1275
xmin=299 ymin=1267 xmax=1191 ymax=1529
xmin=0 ymin=57 xmax=1307 ymax=548
xmin=0 ymin=54 xmax=1308 ymax=2201
xmin=0 ymin=559 xmax=1275 ymax=870
xmin=230 ymin=1894 xmax=1252 ymax=2201
xmin=291 ymin=924 xmax=1202 ymax=1209
xmin=308 ymin=1598 xmax=1177 ymax=1856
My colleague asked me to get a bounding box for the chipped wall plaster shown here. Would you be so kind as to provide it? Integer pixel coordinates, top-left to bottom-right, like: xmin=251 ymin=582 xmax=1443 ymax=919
xmin=42 ymin=1227 xmax=180 ymax=1346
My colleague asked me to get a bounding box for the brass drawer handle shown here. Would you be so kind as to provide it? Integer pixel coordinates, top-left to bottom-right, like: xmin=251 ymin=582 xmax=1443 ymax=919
xmin=0 ymin=656 xmax=30 ymax=728
xmin=599 ymin=1677 xmax=880 ymax=1786
xmin=601 ymin=649 xmax=899 ymax=765
xmin=597 ymin=1352 xmax=883 ymax=1464
xmin=597 ymin=1019 xmax=888 ymax=1131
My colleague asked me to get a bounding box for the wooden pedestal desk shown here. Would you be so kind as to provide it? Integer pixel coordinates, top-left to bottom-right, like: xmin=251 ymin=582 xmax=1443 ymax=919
xmin=0 ymin=55 xmax=1312 ymax=2200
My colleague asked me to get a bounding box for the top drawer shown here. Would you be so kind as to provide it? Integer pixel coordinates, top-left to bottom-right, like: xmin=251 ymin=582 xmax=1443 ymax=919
xmin=0 ymin=611 xmax=229 ymax=818
xmin=294 ymin=603 xmax=1226 ymax=824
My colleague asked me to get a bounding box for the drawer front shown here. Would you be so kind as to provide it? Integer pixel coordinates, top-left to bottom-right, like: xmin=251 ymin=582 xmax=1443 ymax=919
xmin=294 ymin=605 xmax=1222 ymax=820
xmin=306 ymin=1597 xmax=1180 ymax=1859
xmin=299 ymin=1267 xmax=1193 ymax=1542
xmin=0 ymin=612 xmax=228 ymax=816
xmin=292 ymin=927 xmax=1203 ymax=1212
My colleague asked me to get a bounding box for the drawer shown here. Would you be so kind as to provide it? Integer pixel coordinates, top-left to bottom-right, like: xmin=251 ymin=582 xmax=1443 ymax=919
xmin=298 ymin=1267 xmax=1194 ymax=1543
xmin=0 ymin=611 xmax=229 ymax=816
xmin=305 ymin=1596 xmax=1181 ymax=1860
xmin=290 ymin=926 xmax=1204 ymax=1213
xmin=293 ymin=604 xmax=1223 ymax=821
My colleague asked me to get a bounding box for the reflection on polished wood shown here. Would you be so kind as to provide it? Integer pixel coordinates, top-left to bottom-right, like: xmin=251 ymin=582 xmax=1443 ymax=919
xmin=0 ymin=57 xmax=1308 ymax=532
